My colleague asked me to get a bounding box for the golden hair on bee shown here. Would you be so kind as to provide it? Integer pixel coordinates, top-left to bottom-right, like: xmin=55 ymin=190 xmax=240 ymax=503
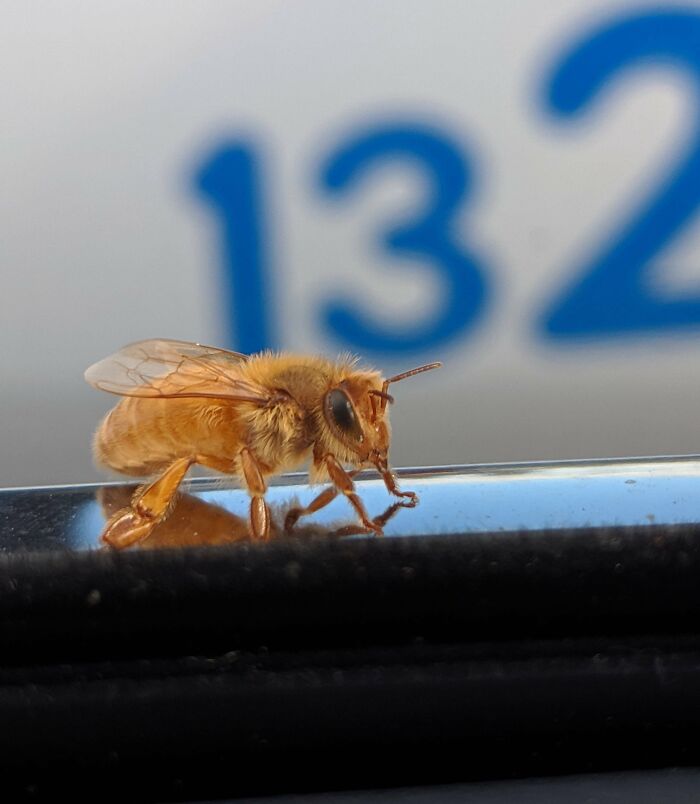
xmin=85 ymin=338 xmax=441 ymax=549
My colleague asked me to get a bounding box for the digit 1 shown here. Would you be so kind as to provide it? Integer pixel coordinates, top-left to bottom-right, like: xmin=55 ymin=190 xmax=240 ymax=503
xmin=195 ymin=142 xmax=277 ymax=354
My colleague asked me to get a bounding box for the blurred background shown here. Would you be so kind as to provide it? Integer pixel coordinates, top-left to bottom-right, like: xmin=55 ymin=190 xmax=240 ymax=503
xmin=4 ymin=0 xmax=700 ymax=486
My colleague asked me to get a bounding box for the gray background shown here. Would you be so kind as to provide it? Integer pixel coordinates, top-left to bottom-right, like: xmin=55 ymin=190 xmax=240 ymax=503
xmin=3 ymin=0 xmax=700 ymax=487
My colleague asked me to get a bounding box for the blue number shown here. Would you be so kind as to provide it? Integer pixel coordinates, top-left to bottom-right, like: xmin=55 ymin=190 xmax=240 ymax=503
xmin=542 ymin=10 xmax=700 ymax=339
xmin=195 ymin=142 xmax=277 ymax=353
xmin=319 ymin=124 xmax=489 ymax=355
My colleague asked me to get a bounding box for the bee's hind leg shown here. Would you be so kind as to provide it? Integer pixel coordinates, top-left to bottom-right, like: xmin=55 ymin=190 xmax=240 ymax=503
xmin=101 ymin=457 xmax=193 ymax=549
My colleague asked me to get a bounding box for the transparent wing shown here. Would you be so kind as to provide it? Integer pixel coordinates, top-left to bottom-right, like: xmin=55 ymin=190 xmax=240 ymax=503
xmin=84 ymin=339 xmax=271 ymax=403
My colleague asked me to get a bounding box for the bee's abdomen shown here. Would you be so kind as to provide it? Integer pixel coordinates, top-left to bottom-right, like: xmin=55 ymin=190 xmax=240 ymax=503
xmin=93 ymin=397 xmax=204 ymax=477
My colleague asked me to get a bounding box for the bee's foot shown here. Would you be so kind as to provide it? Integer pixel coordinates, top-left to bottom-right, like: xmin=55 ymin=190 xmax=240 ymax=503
xmin=331 ymin=521 xmax=384 ymax=538
xmin=101 ymin=508 xmax=155 ymax=549
xmin=394 ymin=490 xmax=418 ymax=508
xmin=284 ymin=509 xmax=302 ymax=533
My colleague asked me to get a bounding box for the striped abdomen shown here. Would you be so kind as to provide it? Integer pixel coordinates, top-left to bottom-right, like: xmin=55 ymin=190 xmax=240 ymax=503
xmin=93 ymin=396 xmax=241 ymax=477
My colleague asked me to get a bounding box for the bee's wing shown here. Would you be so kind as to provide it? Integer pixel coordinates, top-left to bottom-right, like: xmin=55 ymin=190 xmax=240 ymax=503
xmin=84 ymin=339 xmax=271 ymax=404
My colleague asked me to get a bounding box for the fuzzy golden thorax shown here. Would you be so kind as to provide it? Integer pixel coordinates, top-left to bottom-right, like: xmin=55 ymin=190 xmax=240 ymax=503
xmin=237 ymin=353 xmax=392 ymax=482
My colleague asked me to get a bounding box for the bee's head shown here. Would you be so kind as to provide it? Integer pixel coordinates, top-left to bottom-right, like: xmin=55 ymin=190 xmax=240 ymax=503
xmin=322 ymin=362 xmax=441 ymax=470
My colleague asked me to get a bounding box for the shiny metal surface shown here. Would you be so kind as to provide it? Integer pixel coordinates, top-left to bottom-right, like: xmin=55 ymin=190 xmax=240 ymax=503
xmin=1 ymin=454 xmax=700 ymax=552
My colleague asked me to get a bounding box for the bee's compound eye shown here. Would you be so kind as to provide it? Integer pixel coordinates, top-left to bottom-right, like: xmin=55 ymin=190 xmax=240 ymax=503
xmin=326 ymin=389 xmax=363 ymax=442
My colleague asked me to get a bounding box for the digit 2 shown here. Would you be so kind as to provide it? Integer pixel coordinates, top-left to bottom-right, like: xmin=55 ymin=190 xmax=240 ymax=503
xmin=542 ymin=10 xmax=700 ymax=339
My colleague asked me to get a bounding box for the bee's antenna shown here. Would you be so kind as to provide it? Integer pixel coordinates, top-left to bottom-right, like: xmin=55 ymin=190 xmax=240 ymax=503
xmin=379 ymin=362 xmax=442 ymax=411
xmin=385 ymin=362 xmax=442 ymax=386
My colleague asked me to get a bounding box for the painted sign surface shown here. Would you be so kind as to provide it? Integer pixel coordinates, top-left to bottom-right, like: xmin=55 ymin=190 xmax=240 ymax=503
xmin=2 ymin=1 xmax=700 ymax=485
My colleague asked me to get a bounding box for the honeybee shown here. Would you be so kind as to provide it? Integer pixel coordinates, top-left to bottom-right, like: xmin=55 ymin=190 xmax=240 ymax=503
xmin=85 ymin=339 xmax=440 ymax=549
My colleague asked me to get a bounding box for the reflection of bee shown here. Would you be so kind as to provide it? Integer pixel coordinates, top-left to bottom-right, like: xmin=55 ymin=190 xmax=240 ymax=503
xmin=85 ymin=339 xmax=440 ymax=549
xmin=97 ymin=485 xmax=259 ymax=549
xmin=97 ymin=487 xmax=406 ymax=550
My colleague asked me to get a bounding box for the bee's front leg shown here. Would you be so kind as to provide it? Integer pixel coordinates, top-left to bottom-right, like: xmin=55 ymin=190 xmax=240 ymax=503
xmin=376 ymin=462 xmax=418 ymax=507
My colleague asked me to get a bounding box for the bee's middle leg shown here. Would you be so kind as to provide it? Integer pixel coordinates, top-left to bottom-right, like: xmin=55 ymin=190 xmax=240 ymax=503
xmin=323 ymin=456 xmax=384 ymax=535
xmin=239 ymin=448 xmax=271 ymax=541
xmin=284 ymin=470 xmax=360 ymax=533
xmin=330 ymin=499 xmax=407 ymax=538
xmin=101 ymin=457 xmax=193 ymax=549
